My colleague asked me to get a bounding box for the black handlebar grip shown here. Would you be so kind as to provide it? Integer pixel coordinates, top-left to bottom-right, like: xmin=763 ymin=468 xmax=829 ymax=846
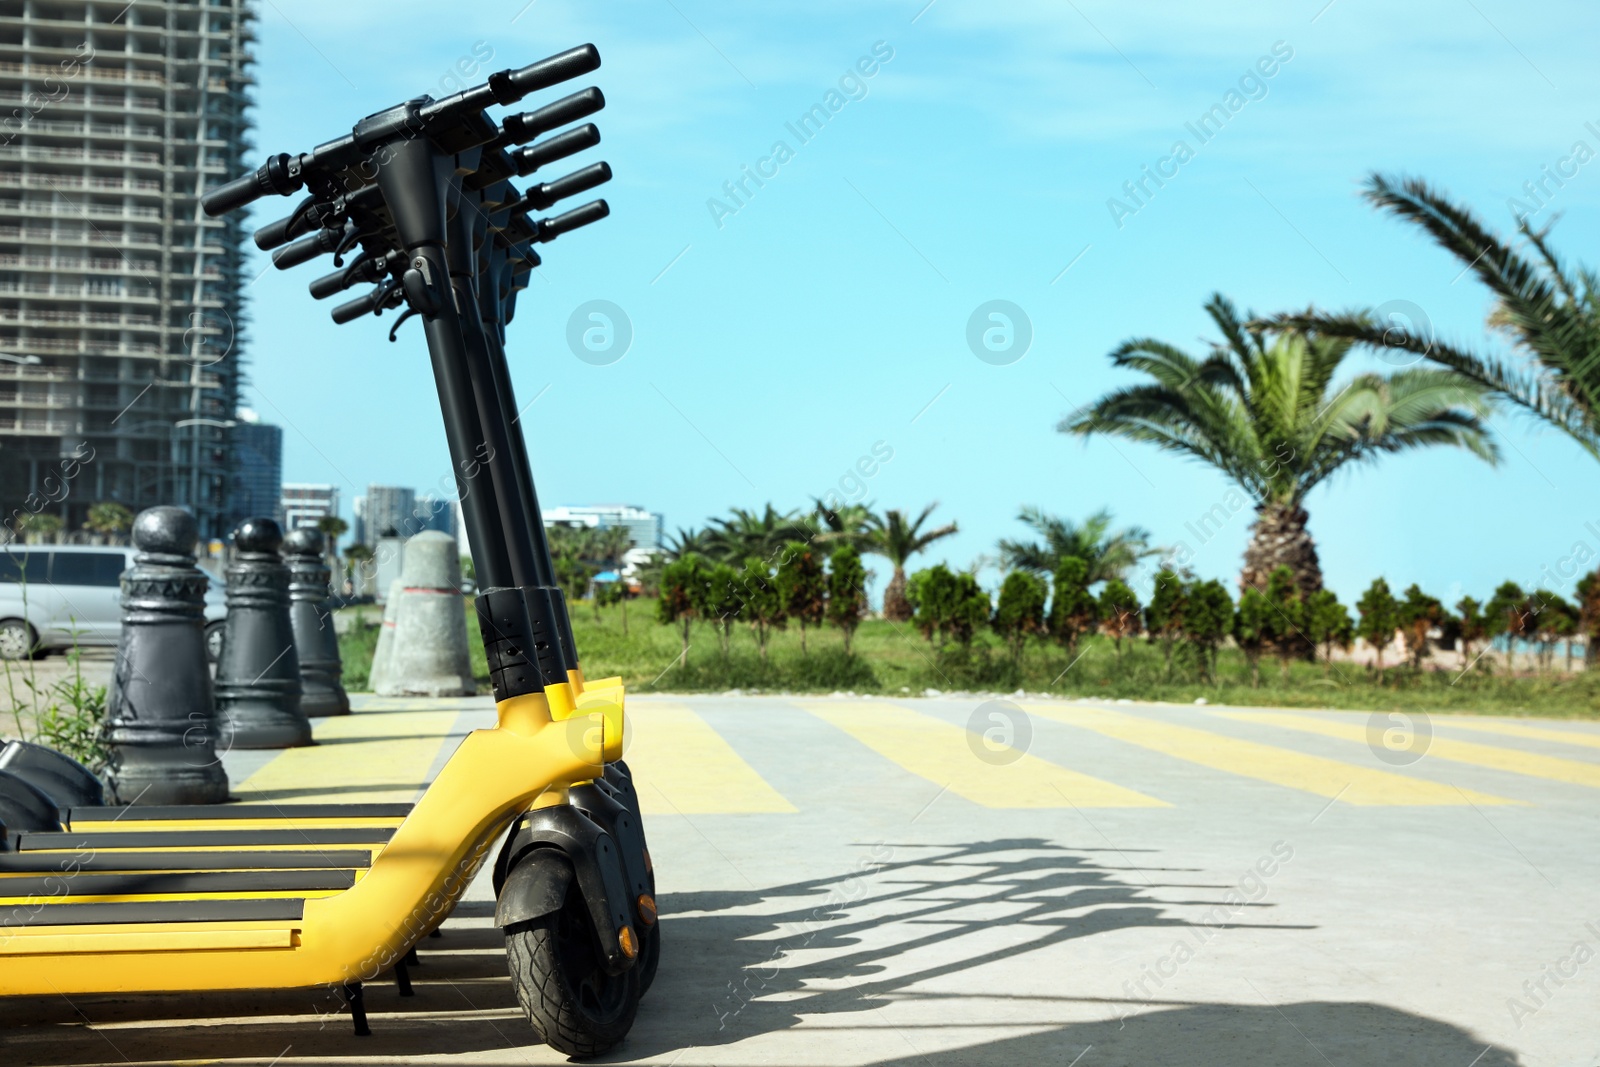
xmin=331 ymin=285 xmax=385 ymax=325
xmin=506 ymin=44 xmax=601 ymax=97
xmin=534 ymin=198 xmax=609 ymax=243
xmin=253 ymin=196 xmax=317 ymax=251
xmin=524 ymin=162 xmax=611 ymax=212
xmin=501 ymin=88 xmax=604 ymax=146
xmin=273 ymin=224 xmax=347 ymax=270
xmin=309 ymin=253 xmax=382 ymax=300
xmin=201 ymin=152 xmax=299 ymax=217
xmin=514 ymin=123 xmax=600 ymax=177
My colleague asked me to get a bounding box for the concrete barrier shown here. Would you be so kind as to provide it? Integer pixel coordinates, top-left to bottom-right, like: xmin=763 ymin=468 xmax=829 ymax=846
xmin=368 ymin=578 xmax=403 ymax=693
xmin=377 ymin=532 xmax=474 ymax=697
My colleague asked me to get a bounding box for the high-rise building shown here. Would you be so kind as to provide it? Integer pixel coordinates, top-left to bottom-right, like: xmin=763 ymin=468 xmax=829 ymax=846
xmin=0 ymin=1 xmax=257 ymax=538
xmin=280 ymin=482 xmax=338 ymax=532
xmin=230 ymin=415 xmax=279 ymax=525
xmin=362 ymin=484 xmax=415 ymax=544
xmin=417 ymin=493 xmax=456 ymax=538
xmin=353 ymin=485 xmax=460 ymax=548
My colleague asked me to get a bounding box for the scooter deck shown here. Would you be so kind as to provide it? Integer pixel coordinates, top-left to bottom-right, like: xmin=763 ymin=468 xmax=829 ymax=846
xmin=0 ymin=803 xmax=406 ymax=925
xmin=0 ymin=687 xmax=622 ymax=997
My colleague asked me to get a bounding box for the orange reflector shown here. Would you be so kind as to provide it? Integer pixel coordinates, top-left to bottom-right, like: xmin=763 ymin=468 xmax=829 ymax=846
xmin=637 ymin=893 xmax=657 ymax=925
xmin=619 ymin=925 xmax=638 ymax=959
xmin=643 ymin=848 xmax=652 ymax=874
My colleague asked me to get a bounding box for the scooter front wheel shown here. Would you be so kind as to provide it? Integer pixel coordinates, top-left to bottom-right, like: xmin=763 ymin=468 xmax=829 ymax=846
xmin=505 ymin=878 xmax=639 ymax=1056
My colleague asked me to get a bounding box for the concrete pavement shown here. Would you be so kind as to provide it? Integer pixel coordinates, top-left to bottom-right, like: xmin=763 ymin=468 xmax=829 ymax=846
xmin=1 ymin=693 xmax=1595 ymax=1066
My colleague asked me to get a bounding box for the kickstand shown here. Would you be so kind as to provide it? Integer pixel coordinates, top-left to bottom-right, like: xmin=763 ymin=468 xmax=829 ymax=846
xmin=428 ymin=928 xmax=442 ymax=938
xmin=405 ymin=946 xmax=420 ymax=966
xmin=395 ymin=960 xmax=414 ymax=997
xmin=342 ymin=982 xmax=371 ymax=1036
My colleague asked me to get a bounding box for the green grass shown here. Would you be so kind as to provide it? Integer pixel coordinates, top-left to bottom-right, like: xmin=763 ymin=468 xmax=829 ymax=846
xmin=336 ymin=598 xmax=1600 ymax=718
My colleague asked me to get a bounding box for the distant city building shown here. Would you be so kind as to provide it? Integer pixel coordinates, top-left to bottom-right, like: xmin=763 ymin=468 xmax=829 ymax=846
xmin=544 ymin=505 xmax=663 ymax=571
xmin=280 ymin=483 xmax=339 ymax=532
xmin=351 ymin=495 xmax=367 ymax=546
xmin=417 ymin=494 xmax=457 ymax=538
xmin=230 ymin=418 xmax=282 ymax=527
xmin=362 ymin=485 xmax=415 ymax=544
xmin=356 ymin=484 xmax=458 ymax=547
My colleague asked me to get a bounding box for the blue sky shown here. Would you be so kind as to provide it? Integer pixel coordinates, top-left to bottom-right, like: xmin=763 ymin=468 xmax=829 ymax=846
xmin=244 ymin=0 xmax=1600 ymax=607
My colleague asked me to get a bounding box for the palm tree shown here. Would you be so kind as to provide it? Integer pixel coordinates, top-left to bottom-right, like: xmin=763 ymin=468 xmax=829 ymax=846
xmin=18 ymin=512 xmax=62 ymax=544
xmin=703 ymin=505 xmax=812 ymax=563
xmin=84 ymin=502 xmax=134 ymax=538
xmin=1063 ymin=293 xmax=1499 ymax=595
xmin=316 ymin=515 xmax=349 ymax=576
xmin=663 ymin=526 xmax=712 ymax=560
xmin=344 ymin=542 xmax=375 ymax=596
xmin=1271 ymin=174 xmax=1600 ymax=456
xmin=997 ymin=506 xmax=1154 ymax=584
xmin=810 ymin=499 xmax=876 ymax=554
xmin=590 ymin=524 xmax=634 ymax=624
xmin=864 ymin=504 xmax=958 ymax=621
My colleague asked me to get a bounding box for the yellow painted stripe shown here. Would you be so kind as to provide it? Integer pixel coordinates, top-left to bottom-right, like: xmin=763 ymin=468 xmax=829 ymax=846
xmin=1217 ymin=711 xmax=1600 ymax=789
xmin=801 ymin=702 xmax=1167 ymax=809
xmin=236 ymin=709 xmax=462 ymax=804
xmin=11 ymin=844 xmax=385 ymax=855
xmin=1025 ymin=705 xmax=1518 ymax=806
xmin=0 ymin=928 xmax=295 ymax=956
xmin=0 ymin=890 xmax=343 ymax=905
xmin=66 ymin=818 xmax=404 ymax=831
xmin=622 ymin=703 xmax=796 ymax=814
xmin=1437 ymin=719 xmax=1600 ymax=752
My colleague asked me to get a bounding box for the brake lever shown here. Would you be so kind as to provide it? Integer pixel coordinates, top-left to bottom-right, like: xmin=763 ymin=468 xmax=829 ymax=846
xmin=388 ymin=306 xmax=419 ymax=342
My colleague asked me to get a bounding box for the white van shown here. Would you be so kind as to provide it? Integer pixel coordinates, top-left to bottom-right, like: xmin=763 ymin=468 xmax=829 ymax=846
xmin=0 ymin=545 xmax=227 ymax=660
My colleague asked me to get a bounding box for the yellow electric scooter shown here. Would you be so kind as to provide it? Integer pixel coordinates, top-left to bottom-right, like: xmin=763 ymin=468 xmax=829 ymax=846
xmin=0 ymin=43 xmax=654 ymax=1058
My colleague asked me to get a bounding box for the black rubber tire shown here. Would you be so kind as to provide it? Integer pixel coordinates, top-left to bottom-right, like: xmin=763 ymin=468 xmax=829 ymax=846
xmin=204 ymin=620 xmax=225 ymax=664
xmin=637 ymin=920 xmax=660 ymax=997
xmin=505 ymin=879 xmax=639 ymax=1057
xmin=0 ymin=619 xmax=39 ymax=661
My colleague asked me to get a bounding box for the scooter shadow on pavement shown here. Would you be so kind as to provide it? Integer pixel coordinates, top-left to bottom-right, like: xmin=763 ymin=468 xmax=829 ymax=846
xmin=0 ymin=837 xmax=1523 ymax=1066
xmin=854 ymin=1001 xmax=1521 ymax=1067
xmin=614 ymin=836 xmax=1313 ymax=1057
xmin=0 ymin=836 xmax=1230 ymax=1064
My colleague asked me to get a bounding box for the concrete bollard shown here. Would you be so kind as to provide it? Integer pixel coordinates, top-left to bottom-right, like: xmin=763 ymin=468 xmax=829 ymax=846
xmin=104 ymin=506 xmax=231 ymax=804
xmin=283 ymin=527 xmax=350 ymax=718
xmin=378 ymin=531 xmax=475 ymax=697
xmin=368 ymin=578 xmax=403 ymax=693
xmin=215 ymin=517 xmax=312 ymax=750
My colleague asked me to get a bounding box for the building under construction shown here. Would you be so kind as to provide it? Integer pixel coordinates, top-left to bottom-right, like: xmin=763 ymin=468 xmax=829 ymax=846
xmin=0 ymin=0 xmax=256 ymax=539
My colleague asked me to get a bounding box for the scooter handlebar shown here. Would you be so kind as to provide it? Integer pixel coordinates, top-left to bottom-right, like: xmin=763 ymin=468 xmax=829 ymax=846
xmin=418 ymin=44 xmax=600 ymax=129
xmin=253 ymin=197 xmax=316 ymax=251
xmin=514 ymin=123 xmax=600 ymax=176
xmin=506 ymin=44 xmax=601 ymax=96
xmin=535 ymin=198 xmax=609 ymax=242
xmin=272 ymin=223 xmax=350 ymax=270
xmin=201 ymin=152 xmax=301 ymax=217
xmin=524 ymin=162 xmax=611 ymax=212
xmin=331 ymin=283 xmax=392 ymax=325
xmin=501 ymin=88 xmax=604 ymax=146
xmin=309 ymin=251 xmax=389 ymax=300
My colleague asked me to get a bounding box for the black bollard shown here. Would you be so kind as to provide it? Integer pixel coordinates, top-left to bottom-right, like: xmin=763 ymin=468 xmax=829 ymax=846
xmin=215 ymin=518 xmax=312 ymax=750
xmin=104 ymin=506 xmax=231 ymax=804
xmin=283 ymin=527 xmax=350 ymax=718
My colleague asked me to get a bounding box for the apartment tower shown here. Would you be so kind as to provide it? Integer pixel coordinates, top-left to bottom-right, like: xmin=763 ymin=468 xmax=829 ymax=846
xmin=0 ymin=0 xmax=255 ymax=537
